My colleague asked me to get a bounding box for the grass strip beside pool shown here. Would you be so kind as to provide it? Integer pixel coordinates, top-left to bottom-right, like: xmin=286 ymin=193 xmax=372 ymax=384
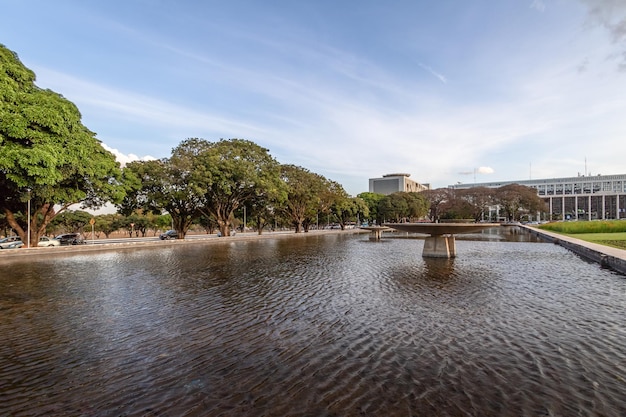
xmin=538 ymin=221 xmax=626 ymax=250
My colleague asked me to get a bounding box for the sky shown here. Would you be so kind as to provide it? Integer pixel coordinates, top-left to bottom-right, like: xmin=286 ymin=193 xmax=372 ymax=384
xmin=2 ymin=0 xmax=625 ymax=196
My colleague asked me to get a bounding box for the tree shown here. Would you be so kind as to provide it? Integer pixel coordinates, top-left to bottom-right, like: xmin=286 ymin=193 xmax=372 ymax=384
xmin=357 ymin=192 xmax=385 ymax=224
xmin=280 ymin=164 xmax=327 ymax=233
xmin=95 ymin=214 xmax=123 ymax=238
xmin=188 ymin=138 xmax=284 ymax=237
xmin=402 ymin=192 xmax=429 ymax=221
xmin=332 ymin=196 xmax=369 ymax=229
xmin=377 ymin=192 xmax=428 ymax=222
xmin=121 ymin=159 xmax=202 ymax=238
xmin=495 ymin=184 xmax=547 ymax=221
xmin=455 ymin=187 xmax=496 ymax=222
xmin=0 ymin=44 xmax=123 ymax=246
xmin=421 ymin=188 xmax=452 ymax=222
xmin=50 ymin=210 xmax=92 ymax=234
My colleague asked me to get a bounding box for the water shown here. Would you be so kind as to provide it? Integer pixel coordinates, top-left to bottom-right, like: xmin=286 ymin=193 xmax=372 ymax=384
xmin=1 ymin=231 xmax=625 ymax=416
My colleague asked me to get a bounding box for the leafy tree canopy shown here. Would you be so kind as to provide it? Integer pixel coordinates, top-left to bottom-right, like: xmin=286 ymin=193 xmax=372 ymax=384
xmin=0 ymin=44 xmax=123 ymax=246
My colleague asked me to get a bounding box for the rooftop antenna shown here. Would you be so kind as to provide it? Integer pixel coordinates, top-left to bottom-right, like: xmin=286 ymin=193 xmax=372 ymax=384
xmin=584 ymin=157 xmax=587 ymax=176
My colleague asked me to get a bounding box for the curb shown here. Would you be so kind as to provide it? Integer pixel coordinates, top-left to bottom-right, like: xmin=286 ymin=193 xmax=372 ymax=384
xmin=523 ymin=225 xmax=626 ymax=275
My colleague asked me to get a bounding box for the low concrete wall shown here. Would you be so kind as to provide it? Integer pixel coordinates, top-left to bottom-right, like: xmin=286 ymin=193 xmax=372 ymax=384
xmin=523 ymin=225 xmax=626 ymax=275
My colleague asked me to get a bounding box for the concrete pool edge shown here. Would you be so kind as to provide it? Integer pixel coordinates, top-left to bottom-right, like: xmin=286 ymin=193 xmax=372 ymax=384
xmin=0 ymin=229 xmax=370 ymax=261
xmin=523 ymin=225 xmax=626 ymax=275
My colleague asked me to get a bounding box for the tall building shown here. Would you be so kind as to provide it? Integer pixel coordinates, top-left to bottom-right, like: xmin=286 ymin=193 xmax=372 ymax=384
xmin=450 ymin=173 xmax=626 ymax=220
xmin=369 ymin=173 xmax=430 ymax=195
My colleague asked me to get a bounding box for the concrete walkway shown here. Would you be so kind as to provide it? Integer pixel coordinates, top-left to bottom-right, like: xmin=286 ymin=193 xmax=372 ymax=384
xmin=523 ymin=225 xmax=626 ymax=275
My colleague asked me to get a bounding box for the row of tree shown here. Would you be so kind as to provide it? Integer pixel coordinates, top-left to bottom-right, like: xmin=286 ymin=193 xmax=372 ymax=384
xmin=1 ymin=43 xmax=547 ymax=246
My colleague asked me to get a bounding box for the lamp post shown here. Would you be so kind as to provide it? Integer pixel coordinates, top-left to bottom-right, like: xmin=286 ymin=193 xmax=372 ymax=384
xmin=26 ymin=188 xmax=31 ymax=248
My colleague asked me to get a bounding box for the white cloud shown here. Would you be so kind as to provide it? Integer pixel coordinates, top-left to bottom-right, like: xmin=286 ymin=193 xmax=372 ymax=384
xmin=477 ymin=167 xmax=495 ymax=174
xmin=101 ymin=143 xmax=156 ymax=167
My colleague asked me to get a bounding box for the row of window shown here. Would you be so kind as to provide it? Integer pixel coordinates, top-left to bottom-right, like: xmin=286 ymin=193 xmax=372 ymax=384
xmin=533 ymin=181 xmax=626 ymax=196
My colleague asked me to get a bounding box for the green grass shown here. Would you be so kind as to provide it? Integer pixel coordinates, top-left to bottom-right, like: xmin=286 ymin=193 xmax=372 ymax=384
xmin=538 ymin=221 xmax=626 ymax=250
xmin=562 ymin=232 xmax=626 ymax=250
xmin=538 ymin=220 xmax=626 ymax=234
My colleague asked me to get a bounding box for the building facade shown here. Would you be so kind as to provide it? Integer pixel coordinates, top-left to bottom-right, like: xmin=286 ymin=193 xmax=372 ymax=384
xmin=369 ymin=173 xmax=430 ymax=195
xmin=451 ymin=173 xmax=626 ymax=220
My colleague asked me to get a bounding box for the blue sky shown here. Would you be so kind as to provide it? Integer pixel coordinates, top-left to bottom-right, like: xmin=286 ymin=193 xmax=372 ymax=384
xmin=2 ymin=0 xmax=625 ymax=195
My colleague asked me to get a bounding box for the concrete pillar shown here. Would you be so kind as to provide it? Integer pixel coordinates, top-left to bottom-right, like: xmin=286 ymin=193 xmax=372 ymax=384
xmin=423 ymin=235 xmax=456 ymax=258
xmin=369 ymin=229 xmax=383 ymax=240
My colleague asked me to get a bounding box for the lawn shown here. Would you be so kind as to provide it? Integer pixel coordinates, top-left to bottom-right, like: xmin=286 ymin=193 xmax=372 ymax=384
xmin=538 ymin=221 xmax=626 ymax=250
xmin=560 ymin=232 xmax=626 ymax=250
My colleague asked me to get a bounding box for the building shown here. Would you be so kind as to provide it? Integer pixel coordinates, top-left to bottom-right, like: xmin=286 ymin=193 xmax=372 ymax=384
xmin=450 ymin=173 xmax=626 ymax=220
xmin=369 ymin=173 xmax=431 ymax=195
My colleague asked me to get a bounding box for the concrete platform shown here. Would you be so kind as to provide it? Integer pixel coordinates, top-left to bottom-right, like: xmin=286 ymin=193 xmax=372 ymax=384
xmin=359 ymin=226 xmax=391 ymax=240
xmin=383 ymin=223 xmax=500 ymax=258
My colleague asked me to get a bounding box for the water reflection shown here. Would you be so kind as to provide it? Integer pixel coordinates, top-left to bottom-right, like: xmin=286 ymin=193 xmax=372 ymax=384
xmin=1 ymin=229 xmax=625 ymax=416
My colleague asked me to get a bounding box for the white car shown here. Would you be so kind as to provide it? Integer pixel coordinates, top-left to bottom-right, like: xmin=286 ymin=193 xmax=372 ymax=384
xmin=0 ymin=236 xmax=23 ymax=249
xmin=39 ymin=236 xmax=61 ymax=247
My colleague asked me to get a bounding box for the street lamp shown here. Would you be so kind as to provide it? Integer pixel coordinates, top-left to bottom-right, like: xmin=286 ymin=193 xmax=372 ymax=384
xmin=26 ymin=188 xmax=31 ymax=248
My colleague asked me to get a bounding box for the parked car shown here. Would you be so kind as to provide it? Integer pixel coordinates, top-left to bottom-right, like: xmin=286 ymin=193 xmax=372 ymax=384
xmin=39 ymin=236 xmax=61 ymax=247
xmin=54 ymin=233 xmax=86 ymax=246
xmin=159 ymin=230 xmax=178 ymax=240
xmin=0 ymin=236 xmax=23 ymax=249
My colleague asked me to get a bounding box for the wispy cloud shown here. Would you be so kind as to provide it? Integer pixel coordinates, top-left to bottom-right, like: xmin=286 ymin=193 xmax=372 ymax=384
xmin=418 ymin=63 xmax=448 ymax=84
xmin=579 ymin=0 xmax=626 ymax=70
xmin=530 ymin=0 xmax=546 ymax=12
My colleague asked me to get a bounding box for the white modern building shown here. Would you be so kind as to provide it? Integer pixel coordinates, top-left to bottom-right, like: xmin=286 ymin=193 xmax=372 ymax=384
xmin=369 ymin=173 xmax=430 ymax=195
xmin=450 ymin=173 xmax=626 ymax=220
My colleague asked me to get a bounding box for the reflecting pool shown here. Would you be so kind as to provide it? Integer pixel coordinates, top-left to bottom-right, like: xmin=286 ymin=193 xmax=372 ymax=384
xmin=1 ymin=230 xmax=625 ymax=416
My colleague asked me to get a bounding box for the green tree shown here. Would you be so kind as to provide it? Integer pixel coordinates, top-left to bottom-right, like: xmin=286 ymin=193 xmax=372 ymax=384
xmin=121 ymin=159 xmax=202 ymax=238
xmin=377 ymin=192 xmax=428 ymax=223
xmin=332 ymin=196 xmax=369 ymax=229
xmin=378 ymin=192 xmax=408 ymax=222
xmin=0 ymin=44 xmax=123 ymax=246
xmin=187 ymin=138 xmax=284 ymax=237
xmin=95 ymin=213 xmax=123 ymax=238
xmin=357 ymin=192 xmax=385 ymax=224
xmin=280 ymin=164 xmax=327 ymax=233
xmin=51 ymin=210 xmax=92 ymax=234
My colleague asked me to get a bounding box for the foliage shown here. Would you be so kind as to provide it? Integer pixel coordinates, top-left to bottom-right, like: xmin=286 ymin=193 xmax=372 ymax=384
xmin=0 ymin=44 xmax=123 ymax=246
xmin=187 ymin=138 xmax=285 ymax=237
xmin=421 ymin=188 xmax=453 ymax=222
xmin=121 ymin=159 xmax=202 ymax=238
xmin=94 ymin=213 xmax=123 ymax=238
xmin=50 ymin=210 xmax=92 ymax=233
xmin=357 ymin=192 xmax=384 ymax=224
xmin=378 ymin=192 xmax=429 ymax=222
xmin=280 ymin=164 xmax=327 ymax=233
xmin=495 ymin=184 xmax=547 ymax=222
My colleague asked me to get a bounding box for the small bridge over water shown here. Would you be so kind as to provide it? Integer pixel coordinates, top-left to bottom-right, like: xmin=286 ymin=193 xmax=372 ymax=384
xmin=361 ymin=223 xmax=500 ymax=258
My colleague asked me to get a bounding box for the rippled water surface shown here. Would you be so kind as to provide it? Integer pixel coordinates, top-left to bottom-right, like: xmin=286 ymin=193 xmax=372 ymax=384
xmin=1 ymin=231 xmax=625 ymax=416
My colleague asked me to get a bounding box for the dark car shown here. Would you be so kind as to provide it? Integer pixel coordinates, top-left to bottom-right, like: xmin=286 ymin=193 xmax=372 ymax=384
xmin=159 ymin=230 xmax=178 ymax=240
xmin=54 ymin=233 xmax=86 ymax=246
